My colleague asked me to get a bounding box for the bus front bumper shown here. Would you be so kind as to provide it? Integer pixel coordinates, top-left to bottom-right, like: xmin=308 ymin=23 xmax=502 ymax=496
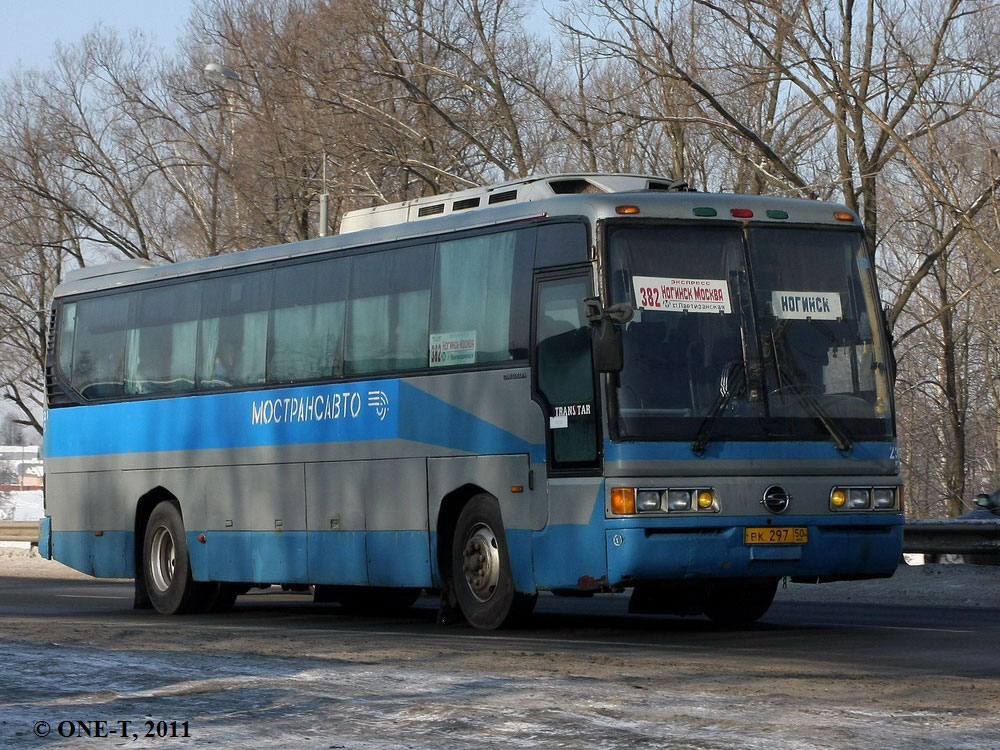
xmin=604 ymin=515 xmax=904 ymax=585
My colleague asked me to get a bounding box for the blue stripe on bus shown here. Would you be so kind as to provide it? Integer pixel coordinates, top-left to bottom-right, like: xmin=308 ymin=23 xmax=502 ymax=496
xmin=603 ymin=439 xmax=897 ymax=462
xmin=52 ymin=530 xmax=135 ymax=579
xmin=43 ymin=380 xmax=544 ymax=461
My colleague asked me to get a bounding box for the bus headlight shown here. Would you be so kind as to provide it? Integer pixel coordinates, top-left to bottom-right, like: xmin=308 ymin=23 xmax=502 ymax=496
xmin=636 ymin=490 xmax=662 ymax=512
xmin=872 ymin=488 xmax=896 ymax=510
xmin=666 ymin=490 xmax=691 ymax=511
xmin=848 ymin=488 xmax=871 ymax=509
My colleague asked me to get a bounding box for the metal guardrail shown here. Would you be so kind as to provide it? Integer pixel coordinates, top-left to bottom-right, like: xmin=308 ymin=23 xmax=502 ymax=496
xmin=902 ymin=519 xmax=1000 ymax=558
xmin=0 ymin=520 xmax=40 ymax=544
xmin=3 ymin=519 xmax=999 ymax=557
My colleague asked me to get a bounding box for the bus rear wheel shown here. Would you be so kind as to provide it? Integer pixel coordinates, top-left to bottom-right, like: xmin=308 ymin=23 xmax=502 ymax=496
xmin=703 ymin=579 xmax=778 ymax=626
xmin=143 ymin=501 xmax=209 ymax=614
xmin=451 ymin=494 xmax=535 ymax=630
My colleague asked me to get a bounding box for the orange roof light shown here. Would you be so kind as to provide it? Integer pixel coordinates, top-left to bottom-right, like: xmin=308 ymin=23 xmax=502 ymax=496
xmin=833 ymin=211 xmax=854 ymax=222
xmin=616 ymin=205 xmax=640 ymax=215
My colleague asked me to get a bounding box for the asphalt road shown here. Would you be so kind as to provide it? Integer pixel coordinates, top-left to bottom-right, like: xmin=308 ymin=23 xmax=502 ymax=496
xmin=1 ymin=576 xmax=998 ymax=748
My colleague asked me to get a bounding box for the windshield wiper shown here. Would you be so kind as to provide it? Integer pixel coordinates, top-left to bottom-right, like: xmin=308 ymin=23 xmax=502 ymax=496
xmin=773 ymin=365 xmax=852 ymax=453
xmin=767 ymin=323 xmax=853 ymax=453
xmin=692 ymin=362 xmax=745 ymax=456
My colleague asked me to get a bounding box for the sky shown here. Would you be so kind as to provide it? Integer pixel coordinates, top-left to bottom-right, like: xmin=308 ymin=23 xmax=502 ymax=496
xmin=0 ymin=0 xmax=194 ymax=78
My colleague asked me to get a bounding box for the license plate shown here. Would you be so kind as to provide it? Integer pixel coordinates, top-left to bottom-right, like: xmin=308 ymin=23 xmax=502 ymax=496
xmin=744 ymin=527 xmax=808 ymax=545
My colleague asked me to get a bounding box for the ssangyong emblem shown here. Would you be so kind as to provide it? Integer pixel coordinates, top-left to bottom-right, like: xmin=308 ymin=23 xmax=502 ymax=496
xmin=762 ymin=485 xmax=790 ymax=514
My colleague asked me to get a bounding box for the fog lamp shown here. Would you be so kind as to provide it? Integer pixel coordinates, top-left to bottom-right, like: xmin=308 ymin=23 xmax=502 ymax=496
xmin=831 ymin=488 xmax=847 ymax=508
xmin=697 ymin=490 xmax=715 ymax=510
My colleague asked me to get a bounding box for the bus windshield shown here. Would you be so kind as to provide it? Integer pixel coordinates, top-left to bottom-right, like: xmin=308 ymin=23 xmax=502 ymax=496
xmin=607 ymin=223 xmax=893 ymax=444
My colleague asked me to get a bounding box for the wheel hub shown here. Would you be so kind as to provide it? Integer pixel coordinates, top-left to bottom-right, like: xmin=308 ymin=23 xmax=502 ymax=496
xmin=149 ymin=526 xmax=176 ymax=593
xmin=462 ymin=523 xmax=500 ymax=603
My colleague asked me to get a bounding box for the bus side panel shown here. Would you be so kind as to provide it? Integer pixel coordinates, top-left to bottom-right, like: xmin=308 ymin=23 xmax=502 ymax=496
xmin=46 ymin=469 xmax=134 ymax=578
xmin=531 ymin=480 xmax=607 ymax=591
xmin=119 ymin=464 xmax=310 ymax=585
xmin=427 ymin=454 xmax=534 ymax=593
xmin=193 ymin=464 xmax=309 ymax=583
xmin=305 ymin=462 xmax=368 ymax=585
xmin=363 ymin=458 xmax=430 ymax=588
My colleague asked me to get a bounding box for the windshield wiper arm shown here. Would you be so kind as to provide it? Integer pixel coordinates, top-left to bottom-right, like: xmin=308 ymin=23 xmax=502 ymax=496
xmin=692 ymin=362 xmax=745 ymax=456
xmin=774 ymin=366 xmax=852 ymax=453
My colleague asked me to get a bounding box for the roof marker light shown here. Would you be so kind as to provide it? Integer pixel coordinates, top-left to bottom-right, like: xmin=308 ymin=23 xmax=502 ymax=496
xmin=730 ymin=208 xmax=753 ymax=218
xmin=616 ymin=205 xmax=640 ymax=215
xmin=834 ymin=211 xmax=854 ymax=222
xmin=766 ymin=210 xmax=788 ymax=219
xmin=693 ymin=207 xmax=717 ymax=217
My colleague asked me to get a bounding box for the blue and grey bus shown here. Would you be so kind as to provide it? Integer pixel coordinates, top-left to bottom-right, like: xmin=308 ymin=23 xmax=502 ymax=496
xmin=41 ymin=173 xmax=903 ymax=628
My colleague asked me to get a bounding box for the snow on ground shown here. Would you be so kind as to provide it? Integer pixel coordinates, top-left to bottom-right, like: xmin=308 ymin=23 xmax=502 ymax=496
xmin=777 ymin=560 xmax=1000 ymax=608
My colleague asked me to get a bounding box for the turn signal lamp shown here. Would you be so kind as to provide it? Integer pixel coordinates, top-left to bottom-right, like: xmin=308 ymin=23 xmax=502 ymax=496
xmin=616 ymin=205 xmax=640 ymax=215
xmin=611 ymin=487 xmax=636 ymax=515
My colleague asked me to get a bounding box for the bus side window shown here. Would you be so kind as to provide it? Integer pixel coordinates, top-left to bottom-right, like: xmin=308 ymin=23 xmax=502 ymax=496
xmin=71 ymin=294 xmax=130 ymax=400
xmin=125 ymin=282 xmax=200 ymax=395
xmin=198 ymin=270 xmax=273 ymax=389
xmin=346 ymin=245 xmax=433 ymax=376
xmin=535 ymin=223 xmax=588 ymax=268
xmin=433 ymin=231 xmax=517 ymax=365
xmin=269 ymin=257 xmax=348 ymax=383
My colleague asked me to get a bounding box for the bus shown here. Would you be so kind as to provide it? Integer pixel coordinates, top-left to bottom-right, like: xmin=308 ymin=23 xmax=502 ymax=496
xmin=40 ymin=173 xmax=903 ymax=628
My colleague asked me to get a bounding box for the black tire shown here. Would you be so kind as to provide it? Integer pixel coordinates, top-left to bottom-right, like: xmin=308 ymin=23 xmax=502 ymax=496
xmin=451 ymin=494 xmax=536 ymax=630
xmin=335 ymin=586 xmax=422 ymax=613
xmin=203 ymin=583 xmax=240 ymax=613
xmin=142 ymin=501 xmax=211 ymax=614
xmin=703 ymin=579 xmax=777 ymax=626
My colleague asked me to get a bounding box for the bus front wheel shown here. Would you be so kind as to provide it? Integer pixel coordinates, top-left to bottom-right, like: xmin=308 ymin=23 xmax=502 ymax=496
xmin=451 ymin=494 xmax=535 ymax=630
xmin=143 ymin=501 xmax=209 ymax=614
xmin=703 ymin=579 xmax=778 ymax=626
